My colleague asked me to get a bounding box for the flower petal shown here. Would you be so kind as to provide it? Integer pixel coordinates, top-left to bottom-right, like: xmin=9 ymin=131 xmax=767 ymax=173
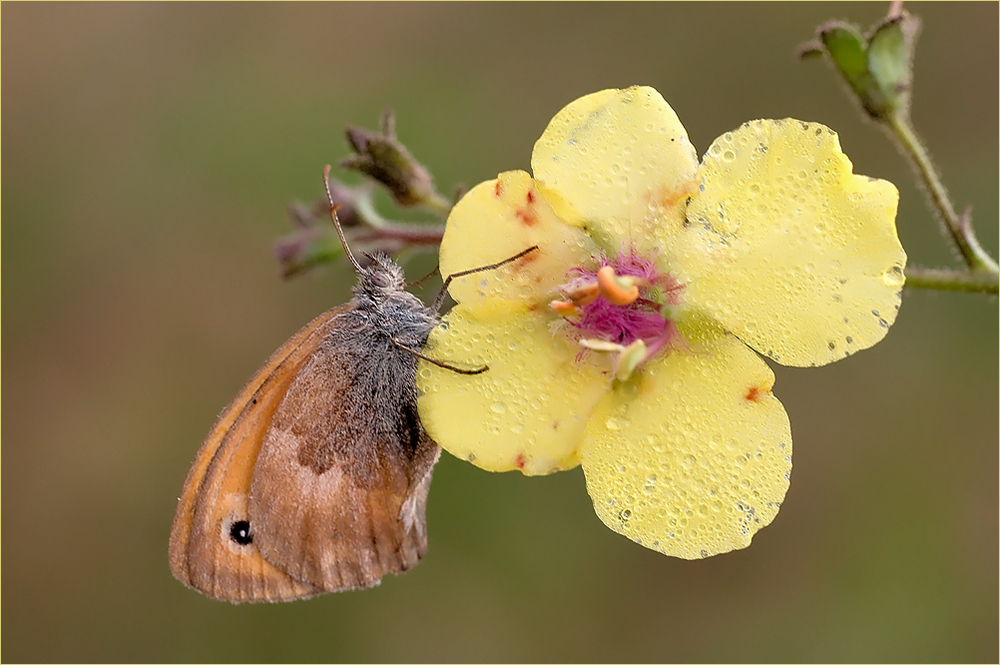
xmin=439 ymin=171 xmax=598 ymax=306
xmin=676 ymin=119 xmax=905 ymax=367
xmin=581 ymin=317 xmax=791 ymax=558
xmin=417 ymin=301 xmax=609 ymax=475
xmin=531 ymin=86 xmax=699 ymax=256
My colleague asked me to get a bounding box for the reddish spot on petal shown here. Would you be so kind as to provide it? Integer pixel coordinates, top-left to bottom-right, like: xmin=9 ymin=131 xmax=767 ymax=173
xmin=644 ymin=180 xmax=698 ymax=216
xmin=514 ymin=453 xmax=527 ymax=469
xmin=494 ymin=180 xmax=503 ymax=197
xmin=514 ymin=205 xmax=538 ymax=226
xmin=514 ymin=208 xmax=537 ymax=226
xmin=514 ymin=249 xmax=538 ymax=271
xmin=745 ymin=385 xmax=768 ymax=402
xmin=513 ymin=187 xmax=539 ymax=225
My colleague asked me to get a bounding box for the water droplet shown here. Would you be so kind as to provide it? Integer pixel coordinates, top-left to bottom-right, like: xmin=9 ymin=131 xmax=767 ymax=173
xmin=490 ymin=401 xmax=506 ymax=414
xmin=882 ymin=264 xmax=905 ymax=287
xmin=605 ymin=415 xmax=628 ymax=431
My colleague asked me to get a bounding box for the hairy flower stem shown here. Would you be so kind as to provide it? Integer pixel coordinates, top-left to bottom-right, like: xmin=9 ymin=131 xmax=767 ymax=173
xmin=351 ymin=222 xmax=445 ymax=247
xmin=884 ymin=112 xmax=999 ymax=291
xmin=904 ymin=267 xmax=999 ymax=294
xmin=420 ymin=192 xmax=455 ymax=218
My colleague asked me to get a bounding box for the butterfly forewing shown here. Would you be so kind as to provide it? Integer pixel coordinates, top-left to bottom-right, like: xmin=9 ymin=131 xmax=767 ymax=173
xmin=170 ymin=246 xmax=462 ymax=603
xmin=168 ymin=306 xmax=348 ymax=603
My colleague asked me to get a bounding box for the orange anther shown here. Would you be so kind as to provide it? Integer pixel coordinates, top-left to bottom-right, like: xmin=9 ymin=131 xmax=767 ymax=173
xmin=549 ymin=299 xmax=579 ymax=316
xmin=597 ymin=266 xmax=639 ymax=305
xmin=565 ymin=282 xmax=600 ymax=306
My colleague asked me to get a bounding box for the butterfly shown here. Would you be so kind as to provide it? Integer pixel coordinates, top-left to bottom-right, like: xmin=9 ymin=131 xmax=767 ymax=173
xmin=169 ymin=166 xmax=534 ymax=602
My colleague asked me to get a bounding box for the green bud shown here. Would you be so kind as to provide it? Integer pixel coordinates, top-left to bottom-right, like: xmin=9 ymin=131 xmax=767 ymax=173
xmin=342 ymin=109 xmax=440 ymax=208
xmin=867 ymin=13 xmax=921 ymax=117
xmin=800 ymin=10 xmax=921 ymax=122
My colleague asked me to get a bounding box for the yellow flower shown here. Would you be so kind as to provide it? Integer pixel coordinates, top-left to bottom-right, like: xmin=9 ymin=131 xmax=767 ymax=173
xmin=416 ymin=86 xmax=905 ymax=558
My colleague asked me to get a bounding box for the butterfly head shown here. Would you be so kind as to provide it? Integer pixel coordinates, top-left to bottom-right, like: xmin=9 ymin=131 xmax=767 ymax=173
xmin=357 ymin=251 xmax=406 ymax=295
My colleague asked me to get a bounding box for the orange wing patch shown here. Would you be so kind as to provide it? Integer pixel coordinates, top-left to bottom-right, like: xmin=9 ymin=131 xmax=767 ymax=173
xmin=168 ymin=305 xmax=347 ymax=603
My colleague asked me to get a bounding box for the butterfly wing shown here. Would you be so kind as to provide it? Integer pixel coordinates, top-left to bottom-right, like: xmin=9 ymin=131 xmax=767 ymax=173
xmin=248 ymin=323 xmax=441 ymax=592
xmin=168 ymin=305 xmax=349 ymax=603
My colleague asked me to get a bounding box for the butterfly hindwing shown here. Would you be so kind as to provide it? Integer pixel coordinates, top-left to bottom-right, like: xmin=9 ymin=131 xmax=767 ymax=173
xmin=248 ymin=309 xmax=441 ymax=591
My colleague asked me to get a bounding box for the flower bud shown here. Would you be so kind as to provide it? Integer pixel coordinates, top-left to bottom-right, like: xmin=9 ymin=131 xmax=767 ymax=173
xmin=342 ymin=109 xmax=439 ymax=207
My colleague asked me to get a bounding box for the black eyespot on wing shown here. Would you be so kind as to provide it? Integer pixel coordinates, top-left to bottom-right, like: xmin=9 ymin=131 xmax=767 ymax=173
xmin=229 ymin=520 xmax=253 ymax=545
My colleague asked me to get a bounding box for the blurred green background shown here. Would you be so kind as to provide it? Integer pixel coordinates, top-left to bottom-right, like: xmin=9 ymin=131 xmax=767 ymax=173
xmin=3 ymin=3 xmax=997 ymax=662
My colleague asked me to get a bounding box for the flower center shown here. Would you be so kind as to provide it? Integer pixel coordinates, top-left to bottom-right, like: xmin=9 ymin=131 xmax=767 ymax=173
xmin=549 ymin=250 xmax=684 ymax=379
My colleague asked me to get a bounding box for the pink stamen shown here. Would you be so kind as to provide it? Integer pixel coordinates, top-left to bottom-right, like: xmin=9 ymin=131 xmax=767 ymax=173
xmin=556 ymin=248 xmax=685 ymax=373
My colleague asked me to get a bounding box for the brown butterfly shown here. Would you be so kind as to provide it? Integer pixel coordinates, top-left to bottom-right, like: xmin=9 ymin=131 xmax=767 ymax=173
xmin=169 ymin=166 xmax=534 ymax=603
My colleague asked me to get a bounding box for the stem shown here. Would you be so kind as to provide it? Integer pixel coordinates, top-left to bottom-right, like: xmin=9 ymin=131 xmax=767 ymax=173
xmin=904 ymin=267 xmax=998 ymax=294
xmin=884 ymin=112 xmax=999 ymax=275
xmin=351 ymin=191 xmax=446 ymax=244
xmin=420 ymin=191 xmax=455 ymax=218
xmin=351 ymin=222 xmax=445 ymax=247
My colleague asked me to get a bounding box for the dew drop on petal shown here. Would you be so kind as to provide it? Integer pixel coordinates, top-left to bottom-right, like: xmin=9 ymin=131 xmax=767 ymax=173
xmin=605 ymin=415 xmax=629 ymax=431
xmin=882 ymin=264 xmax=905 ymax=287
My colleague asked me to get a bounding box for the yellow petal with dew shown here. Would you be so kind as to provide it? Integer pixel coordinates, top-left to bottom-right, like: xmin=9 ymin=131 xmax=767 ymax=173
xmin=581 ymin=315 xmax=791 ymax=558
xmin=417 ymin=300 xmax=610 ymax=475
xmin=676 ymin=119 xmax=905 ymax=367
xmin=439 ymin=171 xmax=599 ymax=306
xmin=531 ymin=86 xmax=700 ymax=256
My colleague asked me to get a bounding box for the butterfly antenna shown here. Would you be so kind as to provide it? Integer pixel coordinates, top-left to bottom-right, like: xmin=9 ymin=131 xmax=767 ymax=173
xmin=432 ymin=245 xmax=539 ymax=311
xmin=323 ymin=165 xmax=363 ymax=274
xmin=407 ymin=264 xmax=441 ymax=288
